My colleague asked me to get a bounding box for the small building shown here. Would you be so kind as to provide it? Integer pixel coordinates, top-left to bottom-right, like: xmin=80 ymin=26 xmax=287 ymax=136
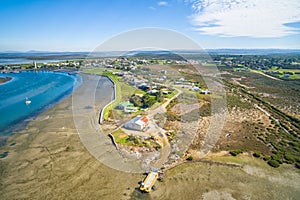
xmin=116 ymin=101 xmax=138 ymax=113
xmin=138 ymin=82 xmax=150 ymax=91
xmin=200 ymin=90 xmax=212 ymax=94
xmin=124 ymin=106 xmax=138 ymax=113
xmin=283 ymin=73 xmax=290 ymax=78
xmin=174 ymin=81 xmax=183 ymax=85
xmin=160 ymin=70 xmax=167 ymax=75
xmin=191 ymin=86 xmax=200 ymax=91
xmin=124 ymin=116 xmax=150 ymax=131
xmin=147 ymin=89 xmax=159 ymax=94
xmin=161 ymin=88 xmax=170 ymax=94
xmin=117 ymin=101 xmax=134 ymax=110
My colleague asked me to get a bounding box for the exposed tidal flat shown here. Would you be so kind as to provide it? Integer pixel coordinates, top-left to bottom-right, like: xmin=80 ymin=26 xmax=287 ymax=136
xmin=0 ymin=74 xmax=299 ymax=199
xmin=0 ymin=77 xmax=12 ymax=84
xmin=0 ymin=71 xmax=79 ymax=138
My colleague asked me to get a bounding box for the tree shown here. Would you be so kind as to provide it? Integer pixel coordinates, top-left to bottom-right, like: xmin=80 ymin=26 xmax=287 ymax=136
xmin=130 ymin=95 xmax=143 ymax=107
xmin=143 ymin=94 xmax=156 ymax=108
xmin=155 ymin=91 xmax=164 ymax=102
xmin=253 ymin=152 xmax=260 ymax=158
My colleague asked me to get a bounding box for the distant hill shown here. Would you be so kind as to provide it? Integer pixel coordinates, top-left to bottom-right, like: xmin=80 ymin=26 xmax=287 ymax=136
xmin=1 ymin=49 xmax=300 ymax=58
xmin=206 ymin=49 xmax=300 ymax=55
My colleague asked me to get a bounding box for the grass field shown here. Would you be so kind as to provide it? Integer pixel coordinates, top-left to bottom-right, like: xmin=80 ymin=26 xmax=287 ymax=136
xmin=111 ymin=128 xmax=129 ymax=144
xmin=264 ymin=68 xmax=300 ymax=80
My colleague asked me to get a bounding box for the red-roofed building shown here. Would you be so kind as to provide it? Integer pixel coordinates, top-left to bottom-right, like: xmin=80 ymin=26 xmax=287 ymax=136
xmin=124 ymin=116 xmax=150 ymax=131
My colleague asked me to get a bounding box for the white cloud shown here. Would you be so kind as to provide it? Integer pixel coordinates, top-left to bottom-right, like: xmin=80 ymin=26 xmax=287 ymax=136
xmin=149 ymin=6 xmax=156 ymax=10
xmin=158 ymin=1 xmax=168 ymax=6
xmin=188 ymin=0 xmax=300 ymax=38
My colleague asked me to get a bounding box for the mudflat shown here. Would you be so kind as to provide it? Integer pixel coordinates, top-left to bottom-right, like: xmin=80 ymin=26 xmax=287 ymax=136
xmin=0 ymin=80 xmax=299 ymax=200
xmin=0 ymin=96 xmax=142 ymax=200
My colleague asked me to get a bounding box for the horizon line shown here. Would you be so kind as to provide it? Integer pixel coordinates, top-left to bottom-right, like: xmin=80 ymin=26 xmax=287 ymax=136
xmin=1 ymin=48 xmax=300 ymax=53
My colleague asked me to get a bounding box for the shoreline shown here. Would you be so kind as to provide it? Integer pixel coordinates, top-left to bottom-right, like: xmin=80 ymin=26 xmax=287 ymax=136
xmin=0 ymin=71 xmax=81 ymax=144
xmin=0 ymin=74 xmax=299 ymax=199
xmin=0 ymin=77 xmax=12 ymax=85
xmin=99 ymin=74 xmax=116 ymax=124
xmin=0 ymin=86 xmax=74 ymax=140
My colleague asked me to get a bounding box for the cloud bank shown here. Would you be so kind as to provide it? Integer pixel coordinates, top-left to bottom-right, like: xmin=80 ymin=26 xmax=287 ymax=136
xmin=158 ymin=1 xmax=168 ymax=6
xmin=188 ymin=0 xmax=300 ymax=37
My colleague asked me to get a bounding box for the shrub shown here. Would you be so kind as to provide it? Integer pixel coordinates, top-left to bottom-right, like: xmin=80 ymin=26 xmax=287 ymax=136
xmin=186 ymin=156 xmax=193 ymax=161
xmin=284 ymin=153 xmax=296 ymax=164
xmin=229 ymin=150 xmax=243 ymax=156
xmin=263 ymin=155 xmax=271 ymax=161
xmin=253 ymin=152 xmax=260 ymax=158
xmin=167 ymin=111 xmax=180 ymax=121
xmin=267 ymin=159 xmax=280 ymax=168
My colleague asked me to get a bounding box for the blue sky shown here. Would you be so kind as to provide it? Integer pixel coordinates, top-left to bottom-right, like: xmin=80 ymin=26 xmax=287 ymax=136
xmin=0 ymin=0 xmax=299 ymax=51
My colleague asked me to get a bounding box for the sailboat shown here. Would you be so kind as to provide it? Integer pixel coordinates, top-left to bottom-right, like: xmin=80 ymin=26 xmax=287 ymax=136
xmin=25 ymin=97 xmax=31 ymax=105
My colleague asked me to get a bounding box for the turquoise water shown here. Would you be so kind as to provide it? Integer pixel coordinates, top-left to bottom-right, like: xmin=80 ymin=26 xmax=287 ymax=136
xmin=0 ymin=71 xmax=78 ymax=134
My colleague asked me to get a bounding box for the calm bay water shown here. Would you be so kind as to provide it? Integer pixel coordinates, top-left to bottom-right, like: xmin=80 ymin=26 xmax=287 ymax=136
xmin=0 ymin=71 xmax=79 ymax=135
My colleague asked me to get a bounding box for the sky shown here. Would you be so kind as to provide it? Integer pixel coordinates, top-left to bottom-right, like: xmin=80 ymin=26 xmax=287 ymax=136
xmin=0 ymin=0 xmax=299 ymax=51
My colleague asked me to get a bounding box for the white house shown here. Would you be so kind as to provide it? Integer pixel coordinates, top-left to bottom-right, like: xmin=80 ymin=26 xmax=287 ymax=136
xmin=147 ymin=89 xmax=159 ymax=94
xmin=124 ymin=116 xmax=150 ymax=131
xmin=200 ymin=90 xmax=212 ymax=94
xmin=191 ymin=86 xmax=200 ymax=91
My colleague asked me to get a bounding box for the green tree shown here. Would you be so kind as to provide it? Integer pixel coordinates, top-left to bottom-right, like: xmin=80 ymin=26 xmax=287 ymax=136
xmin=143 ymin=94 xmax=156 ymax=108
xmin=130 ymin=95 xmax=143 ymax=107
xmin=155 ymin=91 xmax=164 ymax=102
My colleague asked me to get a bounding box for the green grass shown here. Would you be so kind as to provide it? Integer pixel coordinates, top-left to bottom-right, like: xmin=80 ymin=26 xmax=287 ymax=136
xmin=82 ymin=68 xmax=123 ymax=74
xmin=120 ymin=83 xmax=139 ymax=99
xmin=164 ymin=90 xmax=178 ymax=98
xmin=276 ymin=69 xmax=300 ymax=73
xmin=111 ymin=129 xmax=160 ymax=149
xmin=226 ymin=93 xmax=252 ymax=109
xmin=134 ymin=90 xmax=146 ymax=95
xmin=82 ymin=69 xmax=121 ymax=120
xmin=102 ymin=72 xmax=121 ymax=120
xmin=83 ymin=69 xmax=145 ymax=120
xmin=201 ymin=63 xmax=216 ymax=67
xmin=288 ymin=74 xmax=300 ymax=80
xmin=82 ymin=68 xmax=106 ymax=74
xmin=111 ymin=129 xmax=129 ymax=144
xmin=261 ymin=68 xmax=300 ymax=80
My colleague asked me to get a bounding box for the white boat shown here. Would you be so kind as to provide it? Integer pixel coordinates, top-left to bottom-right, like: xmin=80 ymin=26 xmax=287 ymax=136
xmin=25 ymin=97 xmax=31 ymax=105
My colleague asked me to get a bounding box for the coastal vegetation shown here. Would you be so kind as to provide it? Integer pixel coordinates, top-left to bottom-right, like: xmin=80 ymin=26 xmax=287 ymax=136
xmin=218 ymin=67 xmax=300 ymax=169
xmin=111 ymin=129 xmax=161 ymax=149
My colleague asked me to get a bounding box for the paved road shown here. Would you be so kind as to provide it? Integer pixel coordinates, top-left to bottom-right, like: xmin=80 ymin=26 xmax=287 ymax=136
xmin=147 ymin=88 xmax=182 ymax=118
